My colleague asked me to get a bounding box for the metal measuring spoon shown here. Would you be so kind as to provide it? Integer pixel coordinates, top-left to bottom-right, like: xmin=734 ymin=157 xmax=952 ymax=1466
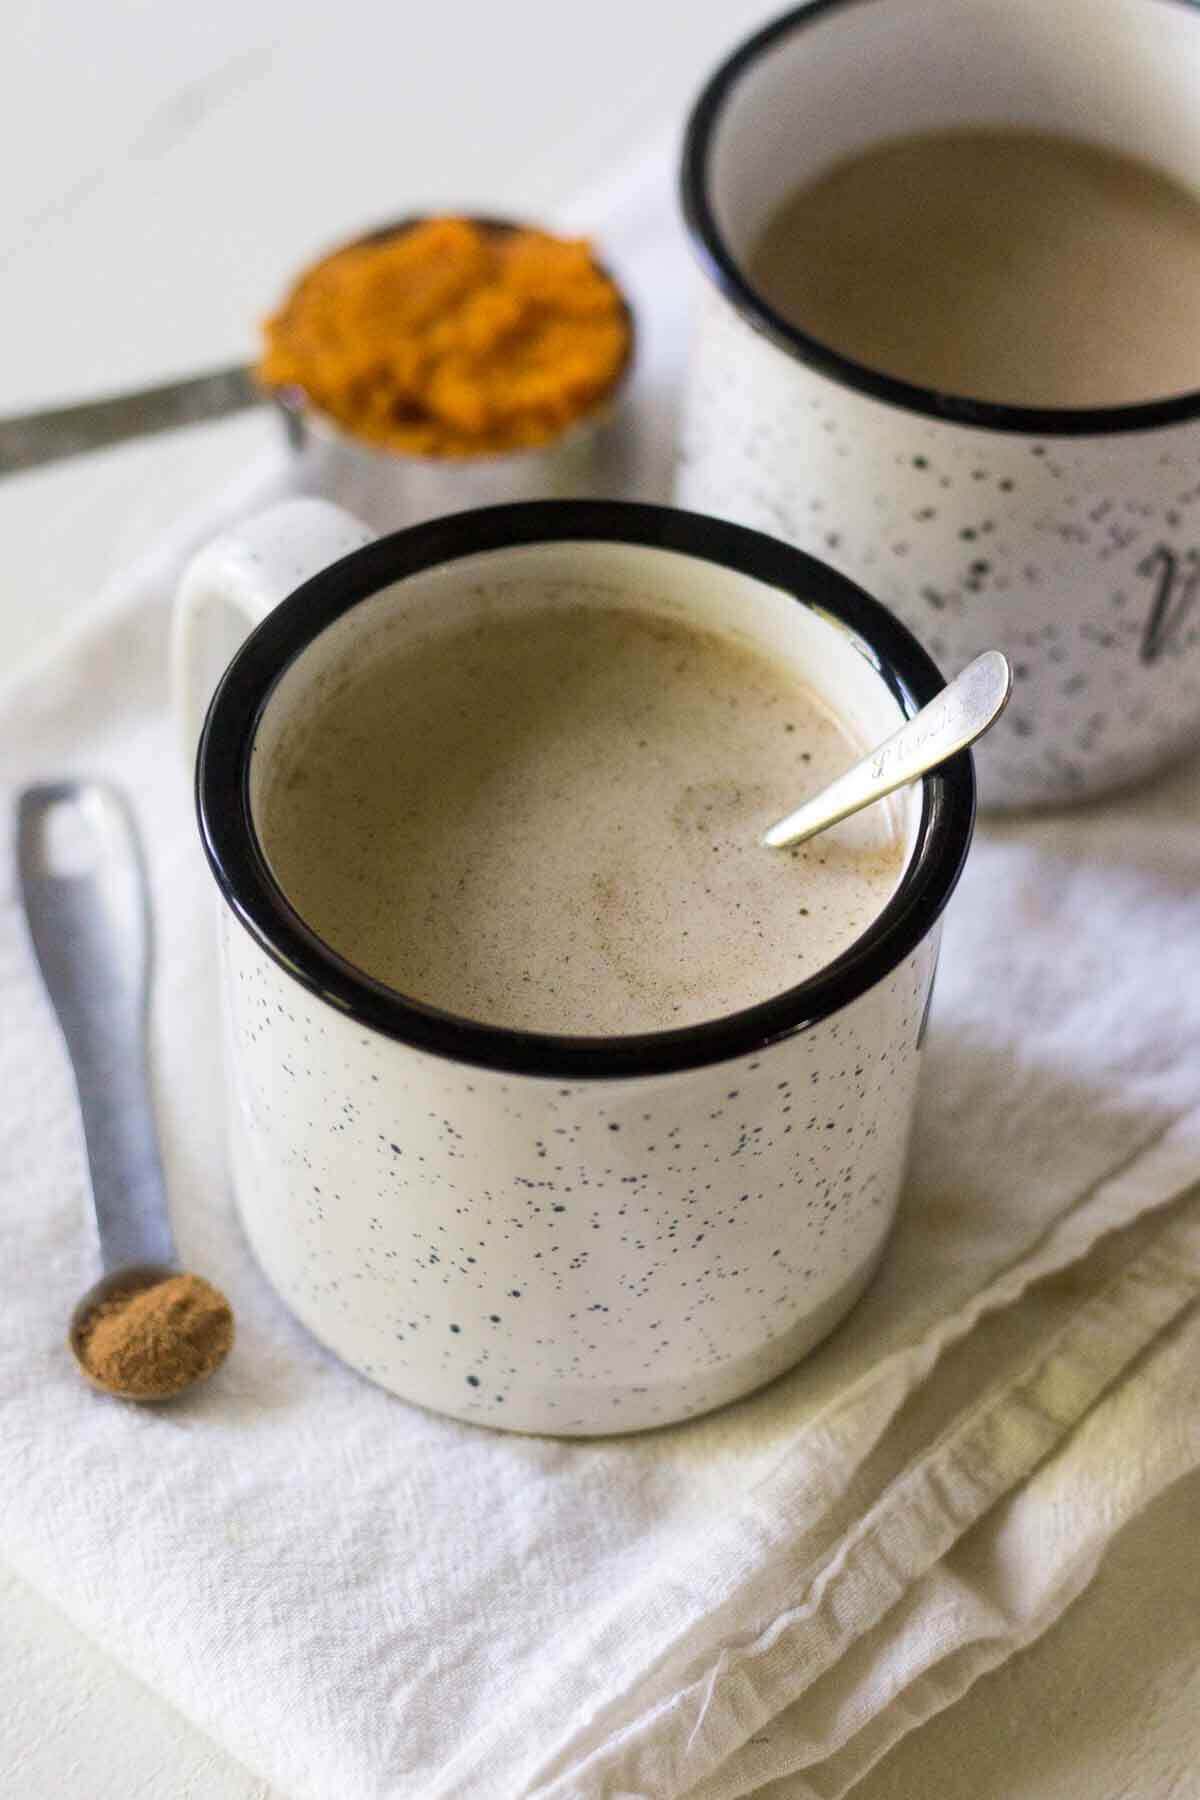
xmin=17 ymin=783 xmax=232 ymax=1401
xmin=0 ymin=216 xmax=634 ymax=479
xmin=763 ymin=650 xmax=1011 ymax=850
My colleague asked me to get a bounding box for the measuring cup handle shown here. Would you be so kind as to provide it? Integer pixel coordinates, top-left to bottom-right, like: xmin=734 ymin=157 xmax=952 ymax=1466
xmin=170 ymin=497 xmax=375 ymax=762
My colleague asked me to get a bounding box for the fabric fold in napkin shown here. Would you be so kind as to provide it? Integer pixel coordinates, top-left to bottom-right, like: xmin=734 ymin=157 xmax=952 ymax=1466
xmin=2 ymin=134 xmax=1199 ymax=1800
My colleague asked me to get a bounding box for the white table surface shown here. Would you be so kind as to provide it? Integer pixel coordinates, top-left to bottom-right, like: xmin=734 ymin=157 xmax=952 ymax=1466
xmin=3 ymin=4 xmax=1198 ymax=1795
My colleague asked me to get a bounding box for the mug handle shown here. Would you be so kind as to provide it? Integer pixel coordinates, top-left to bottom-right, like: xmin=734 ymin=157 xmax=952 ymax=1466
xmin=170 ymin=497 xmax=376 ymax=759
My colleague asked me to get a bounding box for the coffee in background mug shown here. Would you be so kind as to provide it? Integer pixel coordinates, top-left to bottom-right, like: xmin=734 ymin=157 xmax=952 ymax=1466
xmin=174 ymin=497 xmax=973 ymax=1435
xmin=677 ymin=0 xmax=1200 ymax=810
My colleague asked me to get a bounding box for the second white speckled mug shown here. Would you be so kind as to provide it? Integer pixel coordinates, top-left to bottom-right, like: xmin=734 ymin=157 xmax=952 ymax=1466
xmin=677 ymin=0 xmax=1200 ymax=810
xmin=176 ymin=497 xmax=974 ymax=1434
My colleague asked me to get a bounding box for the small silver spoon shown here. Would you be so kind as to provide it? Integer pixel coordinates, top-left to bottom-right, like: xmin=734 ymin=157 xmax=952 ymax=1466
xmin=17 ymin=782 xmax=232 ymax=1401
xmin=763 ymin=650 xmax=1011 ymax=850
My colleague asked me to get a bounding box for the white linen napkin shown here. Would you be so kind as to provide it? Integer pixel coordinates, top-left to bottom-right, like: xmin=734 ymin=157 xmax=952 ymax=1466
xmin=2 ymin=135 xmax=1199 ymax=1800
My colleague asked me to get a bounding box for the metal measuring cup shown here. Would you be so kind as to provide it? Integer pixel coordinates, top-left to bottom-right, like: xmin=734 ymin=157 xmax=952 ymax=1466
xmin=0 ymin=216 xmax=636 ymax=530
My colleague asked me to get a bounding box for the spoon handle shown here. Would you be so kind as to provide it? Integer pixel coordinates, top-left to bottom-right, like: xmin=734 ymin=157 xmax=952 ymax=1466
xmin=17 ymin=784 xmax=175 ymax=1273
xmin=0 ymin=364 xmax=259 ymax=477
xmin=763 ymin=651 xmax=1012 ymax=850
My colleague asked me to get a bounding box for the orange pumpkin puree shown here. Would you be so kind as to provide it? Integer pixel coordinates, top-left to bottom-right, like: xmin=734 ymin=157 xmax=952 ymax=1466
xmin=258 ymin=217 xmax=631 ymax=457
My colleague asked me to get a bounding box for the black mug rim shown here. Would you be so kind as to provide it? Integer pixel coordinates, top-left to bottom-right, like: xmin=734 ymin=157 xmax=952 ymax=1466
xmin=196 ymin=499 xmax=976 ymax=1080
xmin=680 ymin=0 xmax=1200 ymax=439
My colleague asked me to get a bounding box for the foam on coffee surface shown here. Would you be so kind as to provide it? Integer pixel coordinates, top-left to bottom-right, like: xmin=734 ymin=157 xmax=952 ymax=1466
xmin=258 ymin=604 xmax=906 ymax=1036
xmin=747 ymin=128 xmax=1200 ymax=408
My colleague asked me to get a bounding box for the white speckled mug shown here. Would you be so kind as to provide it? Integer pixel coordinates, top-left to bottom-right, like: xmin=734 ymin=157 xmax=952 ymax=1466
xmin=176 ymin=497 xmax=973 ymax=1435
xmin=677 ymin=0 xmax=1200 ymax=810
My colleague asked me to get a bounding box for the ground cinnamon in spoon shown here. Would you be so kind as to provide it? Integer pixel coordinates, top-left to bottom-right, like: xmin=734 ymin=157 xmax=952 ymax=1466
xmin=77 ymin=1273 xmax=233 ymax=1400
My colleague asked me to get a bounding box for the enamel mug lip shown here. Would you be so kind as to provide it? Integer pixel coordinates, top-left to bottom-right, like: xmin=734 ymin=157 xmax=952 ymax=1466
xmin=680 ymin=0 xmax=1200 ymax=440
xmin=196 ymin=499 xmax=976 ymax=1081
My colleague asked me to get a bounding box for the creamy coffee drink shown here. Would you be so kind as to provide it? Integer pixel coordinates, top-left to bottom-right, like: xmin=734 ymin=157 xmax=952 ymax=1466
xmin=747 ymin=128 xmax=1200 ymax=408
xmin=258 ymin=603 xmax=906 ymax=1034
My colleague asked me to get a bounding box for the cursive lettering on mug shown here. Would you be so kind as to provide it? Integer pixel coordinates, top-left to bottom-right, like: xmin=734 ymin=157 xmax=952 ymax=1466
xmin=1138 ymin=544 xmax=1200 ymax=663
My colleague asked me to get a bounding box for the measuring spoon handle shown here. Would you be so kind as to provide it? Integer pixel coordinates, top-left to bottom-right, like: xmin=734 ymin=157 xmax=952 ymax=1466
xmin=17 ymin=783 xmax=175 ymax=1273
xmin=0 ymin=364 xmax=259 ymax=476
